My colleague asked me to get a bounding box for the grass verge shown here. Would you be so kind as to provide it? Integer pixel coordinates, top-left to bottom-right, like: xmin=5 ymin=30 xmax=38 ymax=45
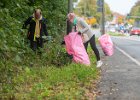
xmin=108 ymin=32 xmax=125 ymax=36
xmin=1 ymin=47 xmax=100 ymax=100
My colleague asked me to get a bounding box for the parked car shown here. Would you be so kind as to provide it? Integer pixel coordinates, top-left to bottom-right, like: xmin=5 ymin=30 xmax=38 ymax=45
xmin=130 ymin=27 xmax=140 ymax=36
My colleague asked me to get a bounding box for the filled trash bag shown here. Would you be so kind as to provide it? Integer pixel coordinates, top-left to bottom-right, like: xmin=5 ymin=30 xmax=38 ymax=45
xmin=98 ymin=34 xmax=114 ymax=56
xmin=64 ymin=32 xmax=90 ymax=66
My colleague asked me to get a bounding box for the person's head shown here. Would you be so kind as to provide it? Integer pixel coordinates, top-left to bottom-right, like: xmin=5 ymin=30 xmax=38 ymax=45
xmin=34 ymin=9 xmax=42 ymax=19
xmin=67 ymin=13 xmax=76 ymax=23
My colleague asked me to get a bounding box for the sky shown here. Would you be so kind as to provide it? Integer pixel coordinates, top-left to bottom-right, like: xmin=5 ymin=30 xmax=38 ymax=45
xmin=105 ymin=0 xmax=138 ymax=15
xmin=73 ymin=0 xmax=81 ymax=8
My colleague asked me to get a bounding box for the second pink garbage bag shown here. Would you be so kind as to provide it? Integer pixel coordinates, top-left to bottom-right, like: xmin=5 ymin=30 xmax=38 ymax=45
xmin=64 ymin=32 xmax=90 ymax=66
xmin=98 ymin=34 xmax=114 ymax=56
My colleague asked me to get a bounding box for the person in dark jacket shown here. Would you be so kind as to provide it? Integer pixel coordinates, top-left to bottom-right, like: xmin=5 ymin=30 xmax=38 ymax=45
xmin=22 ymin=9 xmax=48 ymax=51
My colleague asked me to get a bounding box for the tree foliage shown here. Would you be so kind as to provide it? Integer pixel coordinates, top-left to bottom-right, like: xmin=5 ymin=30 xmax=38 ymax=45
xmin=74 ymin=0 xmax=112 ymax=23
xmin=130 ymin=1 xmax=140 ymax=20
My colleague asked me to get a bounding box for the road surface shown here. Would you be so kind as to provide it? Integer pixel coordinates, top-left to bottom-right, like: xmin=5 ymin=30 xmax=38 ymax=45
xmin=96 ymin=35 xmax=140 ymax=100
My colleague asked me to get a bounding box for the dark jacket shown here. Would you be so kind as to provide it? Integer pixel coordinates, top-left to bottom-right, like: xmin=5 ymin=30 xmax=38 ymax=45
xmin=22 ymin=16 xmax=48 ymax=41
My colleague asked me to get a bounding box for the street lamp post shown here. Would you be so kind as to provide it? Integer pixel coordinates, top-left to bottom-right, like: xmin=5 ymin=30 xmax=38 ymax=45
xmin=67 ymin=0 xmax=73 ymax=34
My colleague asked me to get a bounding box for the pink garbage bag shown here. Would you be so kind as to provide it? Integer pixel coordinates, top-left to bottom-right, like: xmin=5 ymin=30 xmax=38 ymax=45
xmin=64 ymin=32 xmax=90 ymax=66
xmin=98 ymin=34 xmax=114 ymax=56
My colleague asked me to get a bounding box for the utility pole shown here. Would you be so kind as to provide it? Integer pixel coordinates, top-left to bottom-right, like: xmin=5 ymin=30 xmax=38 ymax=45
xmin=67 ymin=0 xmax=73 ymax=34
xmin=97 ymin=0 xmax=105 ymax=35
xmin=101 ymin=0 xmax=105 ymax=35
xmin=68 ymin=0 xmax=73 ymax=13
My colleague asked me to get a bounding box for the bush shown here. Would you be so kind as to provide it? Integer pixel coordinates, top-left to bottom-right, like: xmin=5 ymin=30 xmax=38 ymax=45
xmin=0 ymin=0 xmax=69 ymax=96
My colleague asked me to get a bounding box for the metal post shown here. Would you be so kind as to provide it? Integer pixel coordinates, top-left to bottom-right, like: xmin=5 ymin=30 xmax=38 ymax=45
xmin=68 ymin=0 xmax=73 ymax=13
xmin=101 ymin=0 xmax=105 ymax=35
xmin=67 ymin=0 xmax=73 ymax=34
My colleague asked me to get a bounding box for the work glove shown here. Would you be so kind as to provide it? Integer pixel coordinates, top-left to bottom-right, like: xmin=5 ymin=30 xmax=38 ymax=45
xmin=78 ymin=31 xmax=81 ymax=35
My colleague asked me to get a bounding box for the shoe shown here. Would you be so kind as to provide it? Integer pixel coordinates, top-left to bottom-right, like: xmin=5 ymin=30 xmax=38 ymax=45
xmin=96 ymin=60 xmax=103 ymax=68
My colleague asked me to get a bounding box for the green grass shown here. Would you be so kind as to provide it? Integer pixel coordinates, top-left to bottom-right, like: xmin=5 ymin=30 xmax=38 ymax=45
xmin=1 ymin=47 xmax=100 ymax=100
xmin=108 ymin=31 xmax=125 ymax=36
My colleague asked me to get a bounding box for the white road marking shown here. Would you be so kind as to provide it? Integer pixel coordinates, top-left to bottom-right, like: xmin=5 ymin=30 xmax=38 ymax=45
xmin=116 ymin=46 xmax=140 ymax=66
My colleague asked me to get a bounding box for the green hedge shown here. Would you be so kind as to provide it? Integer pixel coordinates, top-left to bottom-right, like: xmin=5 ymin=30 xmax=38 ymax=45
xmin=0 ymin=0 xmax=69 ymax=95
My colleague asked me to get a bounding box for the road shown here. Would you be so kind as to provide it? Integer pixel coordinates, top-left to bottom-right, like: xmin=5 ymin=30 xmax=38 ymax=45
xmin=112 ymin=36 xmax=140 ymax=62
xmin=96 ymin=35 xmax=140 ymax=100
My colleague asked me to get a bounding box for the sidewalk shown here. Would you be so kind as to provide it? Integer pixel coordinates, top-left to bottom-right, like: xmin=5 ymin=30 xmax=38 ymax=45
xmin=96 ymin=46 xmax=140 ymax=100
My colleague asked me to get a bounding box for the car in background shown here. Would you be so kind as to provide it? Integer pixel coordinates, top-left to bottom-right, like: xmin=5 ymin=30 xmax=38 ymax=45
xmin=130 ymin=27 xmax=140 ymax=36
